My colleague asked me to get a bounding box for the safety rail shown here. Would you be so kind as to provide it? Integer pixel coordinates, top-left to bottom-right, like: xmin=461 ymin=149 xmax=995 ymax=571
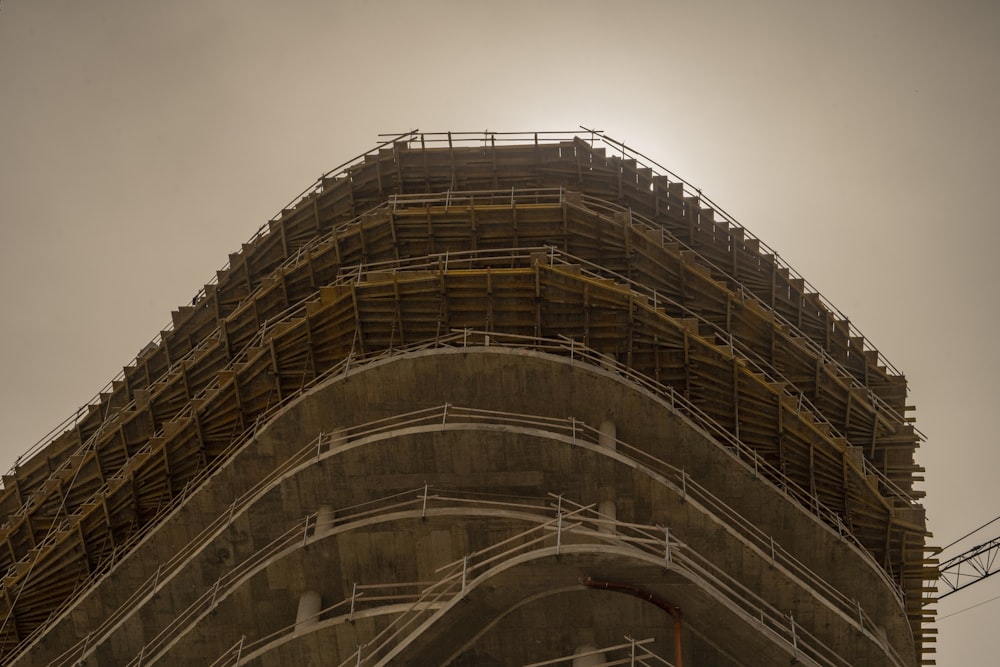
xmin=439 ymin=335 xmax=906 ymax=608
xmin=0 ymin=324 xmax=223 ymax=492
xmin=61 ymin=405 xmax=899 ymax=667
xmin=338 ymin=187 xmax=915 ymax=441
xmin=3 ymin=128 xmax=916 ymax=491
xmin=332 ymin=497 xmax=864 ymax=667
xmin=4 ymin=328 xmax=909 ymax=666
xmin=188 ymin=489 xmax=901 ymax=667
xmin=336 ymin=503 xmax=604 ymax=667
xmin=137 ymin=498 xmax=575 ymax=667
xmin=3 ymin=337 xmax=467 ymax=660
xmin=23 ymin=337 xmax=906 ymax=664
xmin=554 ymin=497 xmax=907 ymax=667
xmin=389 ymin=186 xmax=567 ymax=210
xmin=575 ymin=126 xmax=904 ymax=378
xmin=205 ymin=581 xmax=448 ymax=667
xmin=250 ymin=184 xmax=916 ymax=460
xmin=277 ymin=234 xmax=916 ymax=508
xmin=333 ymin=245 xmax=553 ymax=285
xmin=542 ymin=250 xmax=918 ymax=506
xmin=378 ymin=186 xmax=915 ymax=441
xmin=444 ymin=333 xmax=905 ymax=600
xmin=370 ymin=127 xmax=905 ymax=379
xmin=328 ymin=188 xmax=919 ymax=477
xmin=520 ymin=637 xmax=670 ymax=667
xmin=569 ymin=193 xmax=921 ymax=437
xmin=115 ymin=498 xmax=455 ymax=667
xmin=28 ymin=395 xmax=487 ymax=666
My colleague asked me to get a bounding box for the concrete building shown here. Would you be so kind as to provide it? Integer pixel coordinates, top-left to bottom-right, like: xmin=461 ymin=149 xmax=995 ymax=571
xmin=0 ymin=132 xmax=933 ymax=666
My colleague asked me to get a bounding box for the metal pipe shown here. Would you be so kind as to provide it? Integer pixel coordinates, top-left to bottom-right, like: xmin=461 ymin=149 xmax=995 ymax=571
xmin=580 ymin=577 xmax=682 ymax=667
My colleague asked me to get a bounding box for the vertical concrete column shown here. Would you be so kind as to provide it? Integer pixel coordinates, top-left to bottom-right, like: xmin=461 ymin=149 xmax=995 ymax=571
xmin=597 ymin=422 xmax=617 ymax=538
xmin=598 ymin=420 xmax=617 ymax=451
xmin=296 ymin=590 xmax=322 ymax=632
xmin=598 ymin=499 xmax=617 ymax=535
xmin=315 ymin=504 xmax=336 ymax=538
xmin=572 ymin=645 xmax=607 ymax=666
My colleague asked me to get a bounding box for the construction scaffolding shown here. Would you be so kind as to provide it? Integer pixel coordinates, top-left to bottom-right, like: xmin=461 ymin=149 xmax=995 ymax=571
xmin=0 ymin=131 xmax=932 ymax=665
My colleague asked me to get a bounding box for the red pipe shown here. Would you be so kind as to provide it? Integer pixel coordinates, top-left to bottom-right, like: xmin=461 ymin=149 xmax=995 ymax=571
xmin=580 ymin=577 xmax=683 ymax=667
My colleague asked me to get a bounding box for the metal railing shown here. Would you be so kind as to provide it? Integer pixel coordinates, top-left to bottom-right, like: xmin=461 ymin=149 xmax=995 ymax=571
xmin=187 ymin=494 xmax=863 ymax=667
xmin=574 ymin=126 xmax=906 ymax=379
xmin=257 ymin=192 xmax=918 ymax=478
xmin=4 ymin=328 xmax=910 ymax=666
xmin=34 ymin=406 xmax=900 ymax=666
xmin=519 ymin=637 xmax=671 ymax=667
xmin=325 ymin=495 xmax=856 ymax=667
xmin=3 ymin=128 xmax=918 ymax=492
xmin=238 ymin=184 xmax=917 ymax=461
xmin=272 ymin=231 xmax=916 ymax=508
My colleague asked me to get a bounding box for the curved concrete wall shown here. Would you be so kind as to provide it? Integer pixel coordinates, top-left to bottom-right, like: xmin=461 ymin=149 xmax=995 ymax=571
xmin=1 ymin=137 xmax=928 ymax=666
xmin=17 ymin=348 xmax=913 ymax=666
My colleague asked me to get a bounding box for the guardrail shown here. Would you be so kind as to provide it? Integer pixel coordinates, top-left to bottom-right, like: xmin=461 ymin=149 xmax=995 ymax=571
xmin=185 ymin=495 xmax=862 ymax=667
xmin=36 ymin=406 xmax=899 ymax=666
xmin=519 ymin=637 xmax=670 ymax=667
xmin=324 ymin=495 xmax=857 ymax=667
xmin=364 ymin=128 xmax=905 ymax=380
xmin=12 ymin=334 xmax=907 ymax=663
xmin=268 ymin=184 xmax=919 ymax=448
xmin=4 ymin=327 xmax=908 ymax=666
xmin=272 ymin=229 xmax=916 ymax=507
xmin=4 ymin=128 xmax=918 ymax=492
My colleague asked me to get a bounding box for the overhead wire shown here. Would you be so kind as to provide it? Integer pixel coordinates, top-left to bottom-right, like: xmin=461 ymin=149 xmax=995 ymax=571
xmin=939 ymin=513 xmax=1000 ymax=553
xmin=937 ymin=593 xmax=1000 ymax=622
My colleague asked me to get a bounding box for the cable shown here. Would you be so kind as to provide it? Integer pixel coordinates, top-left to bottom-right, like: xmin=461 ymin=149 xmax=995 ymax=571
xmin=937 ymin=593 xmax=1000 ymax=622
xmin=940 ymin=513 xmax=1000 ymax=552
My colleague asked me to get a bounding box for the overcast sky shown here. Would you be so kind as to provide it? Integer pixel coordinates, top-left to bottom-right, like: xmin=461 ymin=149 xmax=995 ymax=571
xmin=1 ymin=1 xmax=998 ymax=663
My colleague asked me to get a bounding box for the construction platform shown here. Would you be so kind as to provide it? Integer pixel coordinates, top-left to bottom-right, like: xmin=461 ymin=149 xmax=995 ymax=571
xmin=0 ymin=131 xmax=933 ymax=666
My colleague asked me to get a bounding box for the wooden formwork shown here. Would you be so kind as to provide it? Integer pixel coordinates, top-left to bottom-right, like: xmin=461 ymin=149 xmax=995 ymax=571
xmin=0 ymin=135 xmax=932 ymax=663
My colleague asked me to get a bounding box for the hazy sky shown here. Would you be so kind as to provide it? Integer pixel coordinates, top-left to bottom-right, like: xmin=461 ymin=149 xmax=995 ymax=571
xmin=1 ymin=1 xmax=998 ymax=663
